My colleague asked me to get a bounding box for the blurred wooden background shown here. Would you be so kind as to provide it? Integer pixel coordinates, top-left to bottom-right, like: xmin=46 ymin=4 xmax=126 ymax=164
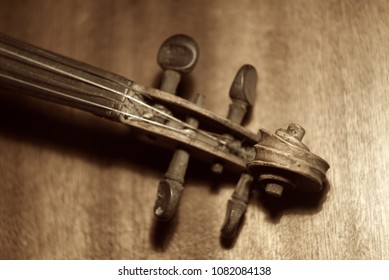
xmin=0 ymin=0 xmax=388 ymax=259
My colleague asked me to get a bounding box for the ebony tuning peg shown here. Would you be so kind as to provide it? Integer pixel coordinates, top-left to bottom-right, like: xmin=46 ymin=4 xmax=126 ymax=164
xmin=154 ymin=34 xmax=201 ymax=221
xmin=157 ymin=34 xmax=199 ymax=94
xmin=220 ymin=65 xmax=258 ymax=238
xmin=212 ymin=64 xmax=257 ymax=174
xmin=227 ymin=64 xmax=257 ymax=124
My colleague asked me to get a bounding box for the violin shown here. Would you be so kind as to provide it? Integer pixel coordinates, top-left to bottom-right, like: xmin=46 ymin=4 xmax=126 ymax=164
xmin=0 ymin=33 xmax=329 ymax=239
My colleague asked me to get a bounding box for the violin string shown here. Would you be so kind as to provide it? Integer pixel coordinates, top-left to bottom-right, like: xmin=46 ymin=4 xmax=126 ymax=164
xmin=0 ymin=72 xmax=133 ymax=117
xmin=1 ymin=44 xmax=226 ymax=145
xmin=0 ymin=46 xmax=225 ymax=144
xmin=121 ymin=92 xmax=224 ymax=144
xmin=2 ymin=46 xmax=193 ymax=126
xmin=0 ymin=46 xmax=122 ymax=104
xmin=0 ymin=72 xmax=226 ymax=148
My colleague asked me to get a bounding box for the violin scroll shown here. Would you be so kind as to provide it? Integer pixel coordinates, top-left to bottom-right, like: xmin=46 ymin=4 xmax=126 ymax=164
xmin=222 ymin=123 xmax=330 ymax=239
xmin=247 ymin=123 xmax=330 ymax=196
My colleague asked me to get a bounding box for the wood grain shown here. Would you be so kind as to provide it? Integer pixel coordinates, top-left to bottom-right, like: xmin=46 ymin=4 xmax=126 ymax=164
xmin=0 ymin=0 xmax=388 ymax=259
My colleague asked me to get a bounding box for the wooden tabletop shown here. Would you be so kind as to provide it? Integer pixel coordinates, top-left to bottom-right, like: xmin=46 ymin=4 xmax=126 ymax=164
xmin=0 ymin=0 xmax=388 ymax=259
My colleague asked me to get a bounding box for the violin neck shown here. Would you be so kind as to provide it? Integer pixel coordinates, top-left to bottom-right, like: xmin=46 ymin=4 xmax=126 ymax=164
xmin=0 ymin=33 xmax=130 ymax=121
xmin=0 ymin=33 xmax=258 ymax=173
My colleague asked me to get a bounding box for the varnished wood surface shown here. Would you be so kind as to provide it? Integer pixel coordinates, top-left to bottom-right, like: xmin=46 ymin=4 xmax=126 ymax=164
xmin=0 ymin=0 xmax=388 ymax=259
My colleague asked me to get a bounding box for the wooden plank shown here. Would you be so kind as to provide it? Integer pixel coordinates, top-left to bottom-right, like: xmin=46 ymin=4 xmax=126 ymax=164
xmin=0 ymin=0 xmax=387 ymax=259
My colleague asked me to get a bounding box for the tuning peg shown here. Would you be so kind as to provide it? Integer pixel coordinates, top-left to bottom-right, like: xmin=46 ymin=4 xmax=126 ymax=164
xmin=154 ymin=94 xmax=204 ymax=221
xmin=212 ymin=64 xmax=257 ymax=174
xmin=153 ymin=34 xmax=201 ymax=221
xmin=157 ymin=34 xmax=199 ymax=94
xmin=220 ymin=65 xmax=258 ymax=238
xmin=221 ymin=173 xmax=253 ymax=238
xmin=227 ymin=64 xmax=257 ymax=124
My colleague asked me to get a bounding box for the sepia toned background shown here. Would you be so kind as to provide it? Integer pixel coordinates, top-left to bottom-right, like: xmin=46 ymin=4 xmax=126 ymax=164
xmin=0 ymin=0 xmax=388 ymax=259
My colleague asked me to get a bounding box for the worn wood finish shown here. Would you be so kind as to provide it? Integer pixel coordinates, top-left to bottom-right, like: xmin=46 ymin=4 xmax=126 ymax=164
xmin=0 ymin=0 xmax=388 ymax=259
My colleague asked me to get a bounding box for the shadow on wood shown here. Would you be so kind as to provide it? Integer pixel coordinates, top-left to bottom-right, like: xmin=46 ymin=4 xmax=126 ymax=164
xmin=254 ymin=179 xmax=331 ymax=223
xmin=150 ymin=215 xmax=179 ymax=252
xmin=0 ymin=88 xmax=171 ymax=172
